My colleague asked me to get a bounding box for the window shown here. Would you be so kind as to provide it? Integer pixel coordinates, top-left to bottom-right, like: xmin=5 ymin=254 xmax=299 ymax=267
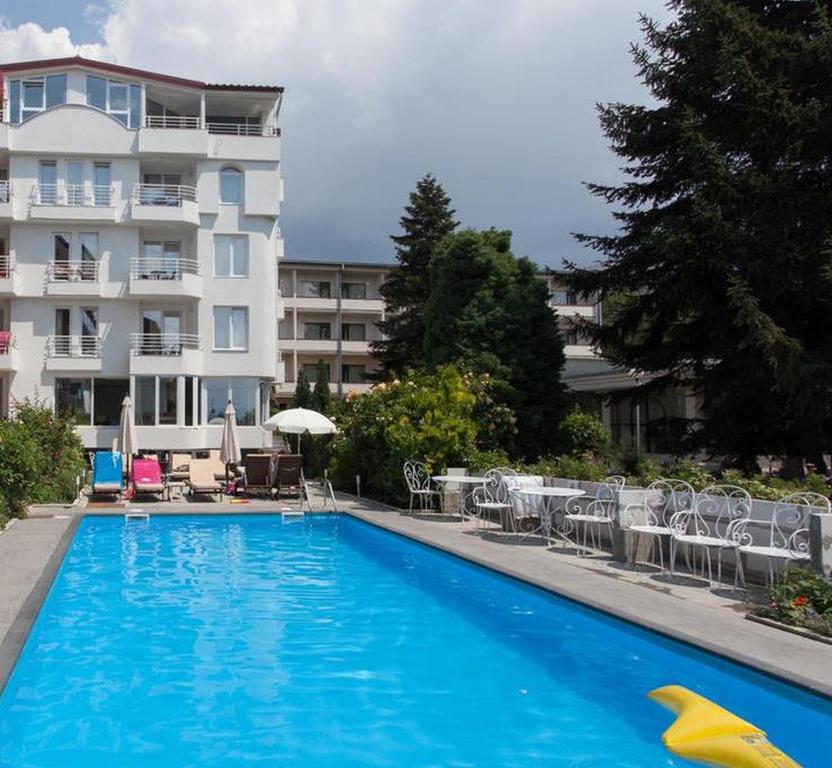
xmin=299 ymin=280 xmax=331 ymax=299
xmin=159 ymin=376 xmax=178 ymax=425
xmin=204 ymin=378 xmax=229 ymax=424
xmin=39 ymin=161 xmax=57 ymax=204
xmin=93 ymin=163 xmax=111 ymax=206
xmin=341 ymin=323 xmax=366 ymax=341
xmin=55 ymin=379 xmax=91 ymax=423
xmin=302 ymin=363 xmax=330 ymax=382
xmin=135 ymin=376 xmax=156 ymax=426
xmin=550 ymin=289 xmax=577 ymax=306
xmin=341 ymin=282 xmax=367 ymax=300
xmin=67 ymin=161 xmax=84 ymax=206
xmin=142 ymin=241 xmax=182 ymax=278
xmin=92 ymin=379 xmax=129 ymax=426
xmin=231 ymin=379 xmax=256 ymax=426
xmin=85 ymin=76 xmax=141 ymax=127
xmin=9 ymin=80 xmax=20 ymax=124
xmin=86 ymin=76 xmax=107 ymax=109
xmin=342 ymin=365 xmax=366 ymax=384
xmin=202 ymin=378 xmax=258 ymax=427
xmin=10 ymin=74 xmax=67 ymax=122
xmin=214 ymin=235 xmax=248 ymax=277
xmin=213 ymin=307 xmax=248 ymax=351
xmin=304 ymin=322 xmax=331 ymax=341
xmin=185 ymin=376 xmax=196 ymax=426
xmin=220 ymin=167 xmax=242 ymax=204
xmin=45 ymin=74 xmax=67 ymax=108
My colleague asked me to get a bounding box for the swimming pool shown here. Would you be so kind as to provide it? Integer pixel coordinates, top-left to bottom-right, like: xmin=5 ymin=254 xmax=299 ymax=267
xmin=0 ymin=514 xmax=829 ymax=767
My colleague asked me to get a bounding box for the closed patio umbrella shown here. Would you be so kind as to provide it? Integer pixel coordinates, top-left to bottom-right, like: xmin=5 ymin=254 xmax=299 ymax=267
xmin=262 ymin=407 xmax=336 ymax=452
xmin=220 ymin=401 xmax=242 ymax=486
xmin=118 ymin=395 xmax=137 ymax=478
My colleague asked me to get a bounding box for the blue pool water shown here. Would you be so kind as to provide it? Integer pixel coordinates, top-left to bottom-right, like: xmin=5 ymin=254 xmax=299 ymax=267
xmin=0 ymin=515 xmax=829 ymax=767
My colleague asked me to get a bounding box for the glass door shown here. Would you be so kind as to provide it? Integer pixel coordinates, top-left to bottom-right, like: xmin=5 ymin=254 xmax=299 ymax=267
xmin=53 ymin=233 xmax=71 ymax=281
xmin=67 ymin=161 xmax=84 ymax=206
xmin=54 ymin=308 xmax=70 ymax=356
xmin=163 ymin=312 xmax=181 ymax=355
xmin=79 ymin=234 xmax=98 ymax=282
xmin=80 ymin=307 xmax=98 ymax=357
xmin=39 ymin=161 xmax=57 ymax=205
xmin=93 ymin=163 xmax=110 ymax=206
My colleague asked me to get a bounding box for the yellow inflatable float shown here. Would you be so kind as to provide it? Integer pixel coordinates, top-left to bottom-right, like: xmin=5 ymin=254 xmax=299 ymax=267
xmin=648 ymin=685 xmax=801 ymax=768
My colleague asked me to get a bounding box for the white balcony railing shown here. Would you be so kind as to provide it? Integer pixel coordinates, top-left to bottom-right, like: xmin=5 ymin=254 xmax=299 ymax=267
xmin=0 ymin=331 xmax=12 ymax=354
xmin=34 ymin=183 xmax=112 ymax=207
xmin=206 ymin=122 xmax=279 ymax=137
xmin=46 ymin=260 xmax=99 ymax=282
xmin=145 ymin=115 xmax=202 ymax=130
xmin=130 ymin=256 xmax=200 ymax=280
xmin=48 ymin=335 xmax=101 ymax=358
xmin=132 ymin=183 xmax=198 ymax=207
xmin=0 ymin=180 xmax=10 ymax=204
xmin=0 ymin=255 xmax=12 ymax=279
xmin=130 ymin=333 xmax=201 ymax=356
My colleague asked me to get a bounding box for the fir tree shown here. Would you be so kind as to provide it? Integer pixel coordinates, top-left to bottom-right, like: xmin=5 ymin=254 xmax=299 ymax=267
xmin=292 ymin=369 xmax=312 ymax=409
xmin=311 ymin=358 xmax=332 ymax=413
xmin=373 ymin=174 xmax=458 ymax=375
xmin=424 ymin=229 xmax=568 ymax=459
xmin=558 ymin=0 xmax=832 ymax=470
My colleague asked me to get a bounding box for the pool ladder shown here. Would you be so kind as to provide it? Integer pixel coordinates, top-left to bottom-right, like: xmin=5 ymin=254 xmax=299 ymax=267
xmin=124 ymin=511 xmax=150 ymax=522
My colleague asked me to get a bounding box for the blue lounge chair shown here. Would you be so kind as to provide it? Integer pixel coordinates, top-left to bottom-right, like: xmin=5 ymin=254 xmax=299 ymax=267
xmin=92 ymin=450 xmax=124 ymax=497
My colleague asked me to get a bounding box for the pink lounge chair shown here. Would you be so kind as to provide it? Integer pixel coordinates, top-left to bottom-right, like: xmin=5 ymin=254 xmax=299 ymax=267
xmin=132 ymin=458 xmax=166 ymax=499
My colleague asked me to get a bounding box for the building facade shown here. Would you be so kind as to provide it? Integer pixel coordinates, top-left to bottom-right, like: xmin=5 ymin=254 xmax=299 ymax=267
xmin=274 ymin=259 xmax=387 ymax=405
xmin=0 ymin=56 xmax=283 ymax=450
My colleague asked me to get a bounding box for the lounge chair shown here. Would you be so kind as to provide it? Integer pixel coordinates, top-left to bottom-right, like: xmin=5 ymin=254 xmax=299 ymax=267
xmin=168 ymin=452 xmax=191 ymax=481
xmin=274 ymin=454 xmax=304 ymax=498
xmin=244 ymin=454 xmax=274 ymax=497
xmin=188 ymin=458 xmax=223 ymax=501
xmin=207 ymin=449 xmax=226 ymax=481
xmin=132 ymin=457 xmax=166 ymax=499
xmin=92 ymin=450 xmax=124 ymax=497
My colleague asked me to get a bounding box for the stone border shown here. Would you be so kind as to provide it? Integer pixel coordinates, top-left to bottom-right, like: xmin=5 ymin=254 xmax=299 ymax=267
xmin=0 ymin=516 xmax=81 ymax=695
xmin=747 ymin=613 xmax=832 ymax=647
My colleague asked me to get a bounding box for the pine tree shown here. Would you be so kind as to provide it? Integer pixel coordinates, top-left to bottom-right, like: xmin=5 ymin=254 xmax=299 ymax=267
xmin=557 ymin=0 xmax=832 ymax=470
xmin=292 ymin=369 xmax=312 ymax=409
xmin=311 ymin=358 xmax=331 ymax=413
xmin=372 ymin=174 xmax=458 ymax=375
xmin=424 ymin=229 xmax=568 ymax=459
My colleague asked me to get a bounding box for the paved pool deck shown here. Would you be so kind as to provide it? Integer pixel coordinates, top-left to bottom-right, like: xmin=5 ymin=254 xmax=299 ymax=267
xmin=1 ymin=491 xmax=830 ymax=700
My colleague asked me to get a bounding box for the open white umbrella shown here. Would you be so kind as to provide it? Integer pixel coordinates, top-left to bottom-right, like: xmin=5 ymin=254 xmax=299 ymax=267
xmin=220 ymin=401 xmax=242 ymax=482
xmin=262 ymin=407 xmax=336 ymax=452
xmin=118 ymin=395 xmax=137 ymax=478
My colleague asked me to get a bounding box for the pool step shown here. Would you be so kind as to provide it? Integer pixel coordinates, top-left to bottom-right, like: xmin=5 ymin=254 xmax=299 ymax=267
xmin=124 ymin=511 xmax=150 ymax=522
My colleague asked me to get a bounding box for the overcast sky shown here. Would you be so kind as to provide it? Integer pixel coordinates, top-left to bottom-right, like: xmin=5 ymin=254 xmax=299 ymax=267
xmin=0 ymin=1 xmax=672 ymax=267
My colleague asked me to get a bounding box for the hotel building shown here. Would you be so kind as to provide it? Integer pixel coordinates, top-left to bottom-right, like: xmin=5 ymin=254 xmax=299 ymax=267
xmin=0 ymin=56 xmax=284 ymax=450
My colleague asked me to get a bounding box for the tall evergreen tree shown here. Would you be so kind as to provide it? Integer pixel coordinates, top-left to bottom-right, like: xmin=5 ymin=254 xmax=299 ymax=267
xmin=558 ymin=0 xmax=832 ymax=470
xmin=424 ymin=229 xmax=568 ymax=459
xmin=311 ymin=358 xmax=332 ymax=413
xmin=292 ymin=369 xmax=312 ymax=409
xmin=372 ymin=174 xmax=458 ymax=375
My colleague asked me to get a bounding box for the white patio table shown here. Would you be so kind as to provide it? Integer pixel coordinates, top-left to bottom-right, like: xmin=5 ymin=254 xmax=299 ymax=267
xmin=431 ymin=475 xmax=489 ymax=519
xmin=512 ymin=486 xmax=586 ymax=544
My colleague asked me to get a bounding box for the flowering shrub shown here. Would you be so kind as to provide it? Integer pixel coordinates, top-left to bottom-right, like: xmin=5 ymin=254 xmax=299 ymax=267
xmin=757 ymin=569 xmax=832 ymax=637
xmin=560 ymin=407 xmax=610 ymax=457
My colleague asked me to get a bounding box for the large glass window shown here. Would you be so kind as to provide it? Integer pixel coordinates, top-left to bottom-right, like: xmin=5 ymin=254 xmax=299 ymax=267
xmin=219 ymin=167 xmax=242 ymax=204
xmin=341 ymin=282 xmax=367 ymax=300
xmin=185 ymin=376 xmax=196 ymax=426
xmin=231 ymin=379 xmax=256 ymax=426
xmin=202 ymin=378 xmax=257 ymax=426
xmin=86 ymin=76 xmax=107 ymax=110
xmin=342 ymin=365 xmax=366 ymax=384
xmin=86 ymin=76 xmax=140 ymax=126
xmin=341 ymin=323 xmax=366 ymax=341
xmin=304 ymin=322 xmax=331 ymax=340
xmin=213 ymin=307 xmax=248 ymax=351
xmin=299 ymin=280 xmax=331 ymax=298
xmin=55 ymin=378 xmax=92 ymax=424
xmin=9 ymin=80 xmax=21 ymax=124
xmin=159 ymin=376 xmax=177 ymax=425
xmin=45 ymin=74 xmax=67 ymax=108
xmin=135 ymin=376 xmax=156 ymax=426
xmin=204 ymin=378 xmax=229 ymax=424
xmin=302 ymin=363 xmax=330 ymax=382
xmin=214 ymin=235 xmax=248 ymax=277
xmin=93 ymin=379 xmax=129 ymax=426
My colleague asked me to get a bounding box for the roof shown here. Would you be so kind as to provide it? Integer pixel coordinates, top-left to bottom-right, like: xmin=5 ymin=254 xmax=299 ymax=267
xmin=0 ymin=55 xmax=283 ymax=94
xmin=282 ymin=258 xmax=395 ymax=271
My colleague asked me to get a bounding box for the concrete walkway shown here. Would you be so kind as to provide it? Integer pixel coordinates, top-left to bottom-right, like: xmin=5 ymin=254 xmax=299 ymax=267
xmin=1 ymin=491 xmax=830 ymax=700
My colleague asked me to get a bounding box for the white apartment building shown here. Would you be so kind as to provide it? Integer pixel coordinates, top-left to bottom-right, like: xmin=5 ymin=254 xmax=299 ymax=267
xmin=0 ymin=56 xmax=283 ymax=450
xmin=274 ymin=259 xmax=387 ymax=405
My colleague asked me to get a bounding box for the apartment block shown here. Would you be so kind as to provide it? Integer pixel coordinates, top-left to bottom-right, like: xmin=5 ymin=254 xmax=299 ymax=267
xmin=274 ymin=259 xmax=388 ymax=405
xmin=0 ymin=56 xmax=283 ymax=450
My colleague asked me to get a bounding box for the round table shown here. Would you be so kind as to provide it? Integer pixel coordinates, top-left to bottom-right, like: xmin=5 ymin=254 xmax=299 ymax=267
xmin=431 ymin=475 xmax=488 ymax=519
xmin=511 ymin=486 xmax=586 ymax=542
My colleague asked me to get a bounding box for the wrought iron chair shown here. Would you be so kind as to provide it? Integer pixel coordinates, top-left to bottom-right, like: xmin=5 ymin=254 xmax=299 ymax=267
xmin=403 ymin=461 xmax=441 ymax=514
xmin=623 ymin=478 xmax=695 ymax=569
xmin=732 ymin=492 xmax=831 ymax=586
xmin=604 ymin=475 xmax=626 ymax=489
xmin=669 ymin=484 xmax=751 ymax=587
xmin=562 ymin=481 xmax=618 ymax=556
xmin=471 ymin=468 xmax=514 ymax=531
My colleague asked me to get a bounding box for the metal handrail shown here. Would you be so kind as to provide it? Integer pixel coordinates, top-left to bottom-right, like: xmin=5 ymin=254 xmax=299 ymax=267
xmin=132 ymin=183 xmax=198 ymax=206
xmin=46 ymin=260 xmax=99 ymax=282
xmin=48 ymin=335 xmax=101 ymax=358
xmin=34 ymin=183 xmax=112 ymax=207
xmin=0 ymin=255 xmax=13 ymax=279
xmin=0 ymin=180 xmax=10 ymax=204
xmin=129 ymin=333 xmax=201 ymax=355
xmin=207 ymin=122 xmax=279 ymax=137
xmin=0 ymin=331 xmax=12 ymax=354
xmin=130 ymin=256 xmax=200 ymax=279
xmin=145 ymin=115 xmax=202 ymax=129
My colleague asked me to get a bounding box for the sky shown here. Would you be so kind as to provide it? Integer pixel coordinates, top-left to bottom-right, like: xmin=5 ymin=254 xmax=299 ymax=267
xmin=0 ymin=1 xmax=673 ymax=267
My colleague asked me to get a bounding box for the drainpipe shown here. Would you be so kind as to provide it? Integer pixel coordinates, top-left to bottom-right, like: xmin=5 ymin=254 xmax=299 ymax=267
xmin=336 ymin=264 xmax=343 ymax=398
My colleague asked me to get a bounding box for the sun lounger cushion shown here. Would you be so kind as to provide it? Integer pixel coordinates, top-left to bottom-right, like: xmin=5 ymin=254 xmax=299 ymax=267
xmin=188 ymin=459 xmax=222 ymax=494
xmin=92 ymin=450 xmax=124 ymax=493
xmin=133 ymin=458 xmax=165 ymax=494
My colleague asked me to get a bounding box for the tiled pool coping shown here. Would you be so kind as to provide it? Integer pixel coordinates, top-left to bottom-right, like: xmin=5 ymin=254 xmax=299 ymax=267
xmin=1 ymin=497 xmax=831 ymax=701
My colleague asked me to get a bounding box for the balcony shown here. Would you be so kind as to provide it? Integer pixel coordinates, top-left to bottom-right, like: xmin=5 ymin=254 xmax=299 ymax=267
xmin=208 ymin=121 xmax=281 ymax=162
xmin=276 ymin=351 xmax=286 ymax=383
xmin=46 ymin=335 xmax=102 ymax=371
xmin=276 ymin=289 xmax=285 ymax=320
xmin=130 ymin=184 xmax=199 ymax=227
xmin=30 ymin=183 xmax=116 ymax=223
xmin=128 ymin=256 xmax=202 ymax=299
xmin=129 ymin=333 xmax=203 ymax=376
xmin=0 ymin=181 xmax=11 ymax=219
xmin=0 ymin=255 xmax=17 ymax=295
xmin=138 ymin=116 xmax=209 ymax=156
xmin=45 ymin=261 xmax=101 ymax=297
xmin=0 ymin=331 xmax=17 ymax=371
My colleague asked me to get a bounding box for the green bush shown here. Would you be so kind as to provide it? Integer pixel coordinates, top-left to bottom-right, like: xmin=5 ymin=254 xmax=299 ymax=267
xmin=561 ymin=406 xmax=610 ymax=457
xmin=329 ymin=366 xmax=480 ymax=506
xmin=552 ymin=455 xmax=608 ymax=482
xmin=758 ymin=569 xmax=832 ymax=637
xmin=0 ymin=419 xmax=41 ymax=519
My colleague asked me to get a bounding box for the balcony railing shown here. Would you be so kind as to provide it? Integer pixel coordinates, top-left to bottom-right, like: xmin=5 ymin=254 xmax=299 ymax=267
xmin=34 ymin=183 xmax=112 ymax=207
xmin=130 ymin=256 xmax=200 ymax=280
xmin=207 ymin=122 xmax=279 ymax=137
xmin=132 ymin=183 xmax=198 ymax=207
xmin=145 ymin=115 xmax=202 ymax=129
xmin=0 ymin=331 xmax=12 ymax=354
xmin=0 ymin=255 xmax=12 ymax=279
xmin=46 ymin=260 xmax=99 ymax=282
xmin=0 ymin=180 xmax=10 ymax=204
xmin=130 ymin=333 xmax=201 ymax=356
xmin=48 ymin=335 xmax=101 ymax=358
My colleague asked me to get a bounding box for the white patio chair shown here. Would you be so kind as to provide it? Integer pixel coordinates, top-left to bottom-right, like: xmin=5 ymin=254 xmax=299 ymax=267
xmin=624 ymin=479 xmax=695 ymax=569
xmin=470 ymin=468 xmax=513 ymax=531
xmin=669 ymin=484 xmax=751 ymax=587
xmin=504 ymin=474 xmax=545 ymax=535
xmin=604 ymin=475 xmax=626 ymax=489
xmin=562 ymin=481 xmax=617 ymax=556
xmin=732 ymin=492 xmax=831 ymax=586
xmin=403 ymin=461 xmax=441 ymax=514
